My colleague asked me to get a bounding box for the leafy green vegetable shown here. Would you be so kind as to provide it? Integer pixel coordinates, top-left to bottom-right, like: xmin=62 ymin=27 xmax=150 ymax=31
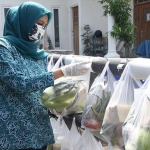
xmin=136 ymin=128 xmax=150 ymax=150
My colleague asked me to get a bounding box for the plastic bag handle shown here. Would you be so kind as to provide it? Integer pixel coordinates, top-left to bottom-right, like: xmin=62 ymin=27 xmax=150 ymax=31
xmin=52 ymin=55 xmax=64 ymax=71
xmin=119 ymin=64 xmax=142 ymax=88
xmin=91 ymin=61 xmax=110 ymax=89
xmin=49 ymin=55 xmax=54 ymax=66
xmin=100 ymin=61 xmax=109 ymax=78
xmin=47 ymin=55 xmax=54 ymax=72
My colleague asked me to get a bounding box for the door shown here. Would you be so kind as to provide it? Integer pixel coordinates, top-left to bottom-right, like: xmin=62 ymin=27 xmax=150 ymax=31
xmin=72 ymin=6 xmax=79 ymax=55
xmin=134 ymin=2 xmax=150 ymax=47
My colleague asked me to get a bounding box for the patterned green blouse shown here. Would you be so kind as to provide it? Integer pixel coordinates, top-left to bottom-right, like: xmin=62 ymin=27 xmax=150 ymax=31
xmin=0 ymin=38 xmax=55 ymax=150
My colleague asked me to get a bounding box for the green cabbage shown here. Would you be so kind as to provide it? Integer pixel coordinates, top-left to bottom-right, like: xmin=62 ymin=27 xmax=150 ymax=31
xmin=136 ymin=128 xmax=150 ymax=150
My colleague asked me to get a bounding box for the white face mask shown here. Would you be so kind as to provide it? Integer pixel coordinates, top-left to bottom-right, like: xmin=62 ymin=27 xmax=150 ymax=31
xmin=28 ymin=24 xmax=45 ymax=43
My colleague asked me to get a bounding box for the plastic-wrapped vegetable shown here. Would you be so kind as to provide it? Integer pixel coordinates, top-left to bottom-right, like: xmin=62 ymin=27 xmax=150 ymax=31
xmin=45 ymin=55 xmax=91 ymax=115
xmin=123 ymin=75 xmax=150 ymax=150
xmin=100 ymin=63 xmax=142 ymax=148
xmin=81 ymin=62 xmax=116 ymax=131
xmin=41 ymin=78 xmax=87 ymax=114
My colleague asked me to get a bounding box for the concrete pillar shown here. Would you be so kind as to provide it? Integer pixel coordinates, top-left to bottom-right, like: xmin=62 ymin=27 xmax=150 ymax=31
xmin=104 ymin=14 xmax=120 ymax=58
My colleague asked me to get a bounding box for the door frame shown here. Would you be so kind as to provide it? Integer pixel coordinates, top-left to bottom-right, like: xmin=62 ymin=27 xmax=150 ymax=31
xmin=134 ymin=1 xmax=150 ymax=47
xmin=71 ymin=5 xmax=79 ymax=55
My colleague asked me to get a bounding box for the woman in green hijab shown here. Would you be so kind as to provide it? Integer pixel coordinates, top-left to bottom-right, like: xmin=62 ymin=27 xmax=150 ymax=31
xmin=0 ymin=1 xmax=90 ymax=150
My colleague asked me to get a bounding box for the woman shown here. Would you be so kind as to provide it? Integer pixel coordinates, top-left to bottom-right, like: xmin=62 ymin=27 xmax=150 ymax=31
xmin=0 ymin=1 xmax=89 ymax=150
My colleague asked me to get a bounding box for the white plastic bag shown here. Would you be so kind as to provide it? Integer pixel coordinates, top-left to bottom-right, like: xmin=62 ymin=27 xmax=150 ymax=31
xmin=81 ymin=61 xmax=116 ymax=131
xmin=50 ymin=117 xmax=57 ymax=129
xmin=43 ymin=55 xmax=91 ymax=115
xmin=73 ymin=129 xmax=103 ymax=150
xmin=61 ymin=117 xmax=81 ymax=150
xmin=122 ymin=75 xmax=150 ymax=150
xmin=66 ymin=62 xmax=91 ymax=115
xmin=53 ymin=116 xmax=70 ymax=150
xmin=100 ymin=62 xmax=142 ymax=147
xmin=52 ymin=55 xmax=64 ymax=71
xmin=47 ymin=55 xmax=55 ymax=71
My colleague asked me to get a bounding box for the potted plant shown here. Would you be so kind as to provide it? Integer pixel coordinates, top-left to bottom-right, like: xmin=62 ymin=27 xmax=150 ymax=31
xmin=81 ymin=25 xmax=93 ymax=56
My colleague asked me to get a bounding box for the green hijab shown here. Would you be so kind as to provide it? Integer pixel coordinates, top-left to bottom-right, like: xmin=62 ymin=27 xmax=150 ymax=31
xmin=3 ymin=1 xmax=52 ymax=60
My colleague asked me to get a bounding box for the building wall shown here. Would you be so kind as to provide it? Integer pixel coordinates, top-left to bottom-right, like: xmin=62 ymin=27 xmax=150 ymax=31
xmin=0 ymin=0 xmax=52 ymax=35
xmin=0 ymin=0 xmax=69 ymax=50
xmin=79 ymin=0 xmax=108 ymax=54
xmin=67 ymin=0 xmax=108 ymax=54
xmin=0 ymin=0 xmax=134 ymax=55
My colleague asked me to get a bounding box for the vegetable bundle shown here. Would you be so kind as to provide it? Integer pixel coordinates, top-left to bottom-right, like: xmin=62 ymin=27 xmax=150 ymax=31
xmin=41 ymin=78 xmax=87 ymax=114
xmin=82 ymin=84 xmax=111 ymax=131
xmin=81 ymin=62 xmax=116 ymax=131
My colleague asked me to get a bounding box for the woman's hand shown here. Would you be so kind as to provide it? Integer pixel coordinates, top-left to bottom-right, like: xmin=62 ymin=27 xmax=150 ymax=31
xmin=53 ymin=61 xmax=90 ymax=80
xmin=61 ymin=61 xmax=90 ymax=76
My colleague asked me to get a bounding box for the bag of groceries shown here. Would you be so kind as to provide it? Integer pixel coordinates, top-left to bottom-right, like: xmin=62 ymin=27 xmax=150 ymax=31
xmin=61 ymin=117 xmax=81 ymax=150
xmin=51 ymin=55 xmax=64 ymax=71
xmin=47 ymin=116 xmax=69 ymax=150
xmin=73 ymin=129 xmax=103 ymax=150
xmin=81 ymin=61 xmax=116 ymax=131
xmin=47 ymin=54 xmax=55 ymax=71
xmin=100 ymin=62 xmax=142 ymax=148
xmin=42 ymin=56 xmax=91 ymax=115
xmin=122 ymin=75 xmax=150 ymax=150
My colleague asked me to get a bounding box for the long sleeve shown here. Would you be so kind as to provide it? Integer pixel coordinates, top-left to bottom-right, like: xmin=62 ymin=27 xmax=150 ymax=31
xmin=0 ymin=39 xmax=55 ymax=150
xmin=0 ymin=45 xmax=54 ymax=94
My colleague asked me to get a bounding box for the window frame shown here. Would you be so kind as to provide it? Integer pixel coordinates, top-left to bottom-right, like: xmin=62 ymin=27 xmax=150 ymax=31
xmin=52 ymin=6 xmax=61 ymax=49
xmin=1 ymin=5 xmax=12 ymax=27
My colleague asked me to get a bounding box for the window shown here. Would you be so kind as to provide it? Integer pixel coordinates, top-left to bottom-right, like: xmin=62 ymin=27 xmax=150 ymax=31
xmin=4 ymin=7 xmax=10 ymax=17
xmin=2 ymin=6 xmax=11 ymax=25
xmin=53 ymin=8 xmax=60 ymax=48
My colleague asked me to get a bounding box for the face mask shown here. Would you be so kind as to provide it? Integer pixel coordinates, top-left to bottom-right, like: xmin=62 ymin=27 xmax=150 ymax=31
xmin=28 ymin=24 xmax=46 ymax=43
